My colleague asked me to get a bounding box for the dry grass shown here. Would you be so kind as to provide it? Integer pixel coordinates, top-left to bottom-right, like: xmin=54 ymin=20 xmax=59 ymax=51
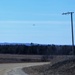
xmin=0 ymin=54 xmax=44 ymax=63
xmin=0 ymin=54 xmax=75 ymax=63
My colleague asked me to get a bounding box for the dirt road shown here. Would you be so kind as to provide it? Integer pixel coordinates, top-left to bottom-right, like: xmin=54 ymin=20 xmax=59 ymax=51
xmin=0 ymin=62 xmax=49 ymax=75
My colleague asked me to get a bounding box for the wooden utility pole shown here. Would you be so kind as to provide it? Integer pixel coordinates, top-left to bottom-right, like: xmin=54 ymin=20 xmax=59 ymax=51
xmin=62 ymin=12 xmax=74 ymax=55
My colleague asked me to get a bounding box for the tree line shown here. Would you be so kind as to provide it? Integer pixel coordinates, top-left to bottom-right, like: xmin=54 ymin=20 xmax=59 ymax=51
xmin=0 ymin=44 xmax=74 ymax=55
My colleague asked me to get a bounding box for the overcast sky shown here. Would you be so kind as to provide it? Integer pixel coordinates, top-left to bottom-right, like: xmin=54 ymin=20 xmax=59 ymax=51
xmin=0 ymin=0 xmax=75 ymax=45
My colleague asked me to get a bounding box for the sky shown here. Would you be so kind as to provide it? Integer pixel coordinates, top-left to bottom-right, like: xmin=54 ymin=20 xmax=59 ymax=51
xmin=0 ymin=0 xmax=75 ymax=45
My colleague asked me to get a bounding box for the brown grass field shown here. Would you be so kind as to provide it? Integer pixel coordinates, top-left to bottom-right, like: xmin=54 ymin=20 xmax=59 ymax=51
xmin=0 ymin=54 xmax=74 ymax=63
xmin=0 ymin=54 xmax=44 ymax=63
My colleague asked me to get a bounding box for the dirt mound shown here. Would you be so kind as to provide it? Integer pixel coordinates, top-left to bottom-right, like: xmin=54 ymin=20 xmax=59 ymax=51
xmin=23 ymin=59 xmax=75 ymax=75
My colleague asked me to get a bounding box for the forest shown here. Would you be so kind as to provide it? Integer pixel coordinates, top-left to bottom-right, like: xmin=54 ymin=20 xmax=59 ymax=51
xmin=0 ymin=43 xmax=74 ymax=55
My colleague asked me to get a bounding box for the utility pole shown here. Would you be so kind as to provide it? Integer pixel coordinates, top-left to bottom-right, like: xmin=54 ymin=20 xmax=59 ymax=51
xmin=62 ymin=12 xmax=74 ymax=55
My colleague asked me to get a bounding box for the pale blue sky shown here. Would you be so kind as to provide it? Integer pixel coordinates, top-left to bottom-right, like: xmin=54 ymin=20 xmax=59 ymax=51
xmin=0 ymin=0 xmax=75 ymax=45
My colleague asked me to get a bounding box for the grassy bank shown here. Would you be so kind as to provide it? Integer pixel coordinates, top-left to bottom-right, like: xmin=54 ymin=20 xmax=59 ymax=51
xmin=23 ymin=57 xmax=75 ymax=75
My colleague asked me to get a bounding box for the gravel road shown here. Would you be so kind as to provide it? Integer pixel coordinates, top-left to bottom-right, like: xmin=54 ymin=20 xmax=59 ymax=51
xmin=0 ymin=62 xmax=49 ymax=75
